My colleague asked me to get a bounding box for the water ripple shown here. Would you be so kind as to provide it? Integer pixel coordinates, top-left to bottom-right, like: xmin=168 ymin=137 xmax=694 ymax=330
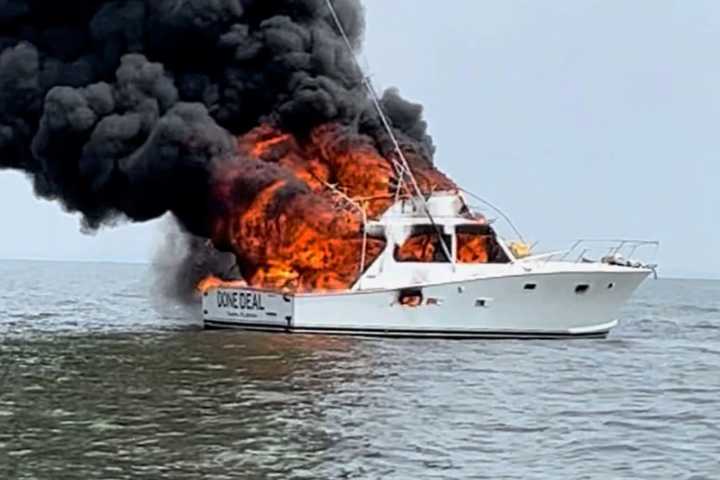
xmin=0 ymin=263 xmax=719 ymax=479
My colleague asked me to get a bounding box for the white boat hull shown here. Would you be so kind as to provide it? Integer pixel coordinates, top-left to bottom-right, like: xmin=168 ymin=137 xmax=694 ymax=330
xmin=202 ymin=268 xmax=649 ymax=339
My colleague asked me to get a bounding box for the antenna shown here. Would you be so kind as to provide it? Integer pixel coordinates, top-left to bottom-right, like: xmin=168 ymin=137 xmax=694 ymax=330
xmin=324 ymin=0 xmax=454 ymax=263
xmin=325 ymin=1 xmax=426 ymax=195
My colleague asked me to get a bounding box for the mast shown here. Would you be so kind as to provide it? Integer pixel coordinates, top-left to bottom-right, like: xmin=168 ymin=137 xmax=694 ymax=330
xmin=324 ymin=0 xmax=454 ymax=263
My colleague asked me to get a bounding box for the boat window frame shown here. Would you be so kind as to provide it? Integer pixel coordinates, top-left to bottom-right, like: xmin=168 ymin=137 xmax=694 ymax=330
xmin=393 ymin=225 xmax=454 ymax=264
xmin=455 ymin=224 xmax=512 ymax=264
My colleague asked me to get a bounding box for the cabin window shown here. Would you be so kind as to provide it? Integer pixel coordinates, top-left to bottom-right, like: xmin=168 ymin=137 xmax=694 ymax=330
xmin=456 ymin=225 xmax=511 ymax=264
xmin=395 ymin=226 xmax=452 ymax=263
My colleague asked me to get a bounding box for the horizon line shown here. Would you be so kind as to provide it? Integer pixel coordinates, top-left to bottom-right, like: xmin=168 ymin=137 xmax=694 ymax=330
xmin=0 ymin=256 xmax=717 ymax=282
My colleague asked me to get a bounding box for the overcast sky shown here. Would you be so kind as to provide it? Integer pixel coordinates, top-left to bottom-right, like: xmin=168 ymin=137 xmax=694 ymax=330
xmin=1 ymin=0 xmax=718 ymax=278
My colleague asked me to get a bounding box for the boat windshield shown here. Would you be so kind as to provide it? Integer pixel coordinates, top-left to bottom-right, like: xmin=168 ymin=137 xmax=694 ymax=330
xmin=392 ymin=224 xmax=510 ymax=264
xmin=394 ymin=226 xmax=452 ymax=263
xmin=456 ymin=225 xmax=510 ymax=264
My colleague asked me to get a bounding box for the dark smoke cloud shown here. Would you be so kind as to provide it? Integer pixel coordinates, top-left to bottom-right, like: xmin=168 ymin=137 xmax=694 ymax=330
xmin=0 ymin=0 xmax=435 ymax=300
xmin=152 ymin=220 xmax=239 ymax=306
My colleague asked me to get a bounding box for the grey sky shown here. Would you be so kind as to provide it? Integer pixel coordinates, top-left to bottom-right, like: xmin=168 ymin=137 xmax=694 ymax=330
xmin=1 ymin=0 xmax=718 ymax=278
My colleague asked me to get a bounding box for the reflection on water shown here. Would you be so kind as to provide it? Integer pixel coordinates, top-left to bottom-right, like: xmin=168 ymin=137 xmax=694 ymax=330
xmin=1 ymin=261 xmax=719 ymax=479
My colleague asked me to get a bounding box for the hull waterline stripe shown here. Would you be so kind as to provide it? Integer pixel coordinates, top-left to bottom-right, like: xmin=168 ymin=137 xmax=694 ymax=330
xmin=203 ymin=320 xmax=610 ymax=339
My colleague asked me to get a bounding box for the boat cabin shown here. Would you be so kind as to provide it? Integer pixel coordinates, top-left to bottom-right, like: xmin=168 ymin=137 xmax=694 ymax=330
xmin=356 ymin=192 xmax=516 ymax=291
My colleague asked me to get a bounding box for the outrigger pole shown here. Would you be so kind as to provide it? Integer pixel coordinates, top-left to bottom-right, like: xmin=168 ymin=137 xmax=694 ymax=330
xmin=324 ymin=0 xmax=454 ymax=263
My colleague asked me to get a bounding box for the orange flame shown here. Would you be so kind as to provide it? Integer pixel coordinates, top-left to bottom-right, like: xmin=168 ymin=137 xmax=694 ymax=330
xmin=395 ymin=233 xmax=441 ymax=263
xmin=198 ymin=122 xmax=462 ymax=294
xmin=197 ymin=275 xmax=247 ymax=294
xmin=457 ymin=234 xmax=490 ymax=264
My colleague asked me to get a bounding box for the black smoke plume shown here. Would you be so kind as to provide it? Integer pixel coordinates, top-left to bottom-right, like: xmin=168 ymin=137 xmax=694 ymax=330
xmin=0 ymin=0 xmax=435 ymax=300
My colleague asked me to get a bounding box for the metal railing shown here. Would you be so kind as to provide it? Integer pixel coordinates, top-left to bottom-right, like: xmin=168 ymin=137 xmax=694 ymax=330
xmin=551 ymin=239 xmax=660 ymax=264
xmin=321 ymin=182 xmax=369 ymax=283
xmin=459 ymin=188 xmax=527 ymax=244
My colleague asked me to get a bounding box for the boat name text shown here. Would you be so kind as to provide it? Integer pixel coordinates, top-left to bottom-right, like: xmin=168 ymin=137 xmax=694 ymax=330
xmin=217 ymin=291 xmax=265 ymax=311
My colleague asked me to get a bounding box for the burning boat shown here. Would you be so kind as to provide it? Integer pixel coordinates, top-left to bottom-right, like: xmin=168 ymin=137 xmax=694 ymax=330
xmin=198 ymin=1 xmax=657 ymax=338
xmin=201 ymin=188 xmax=656 ymax=338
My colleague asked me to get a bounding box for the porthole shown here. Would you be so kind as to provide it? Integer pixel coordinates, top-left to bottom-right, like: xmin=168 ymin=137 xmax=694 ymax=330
xmin=524 ymin=283 xmax=537 ymax=291
xmin=575 ymin=284 xmax=590 ymax=294
xmin=475 ymin=297 xmax=493 ymax=308
xmin=607 ymin=283 xmax=615 ymax=290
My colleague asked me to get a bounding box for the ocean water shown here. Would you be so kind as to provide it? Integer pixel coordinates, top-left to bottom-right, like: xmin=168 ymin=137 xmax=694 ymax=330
xmin=0 ymin=260 xmax=718 ymax=479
